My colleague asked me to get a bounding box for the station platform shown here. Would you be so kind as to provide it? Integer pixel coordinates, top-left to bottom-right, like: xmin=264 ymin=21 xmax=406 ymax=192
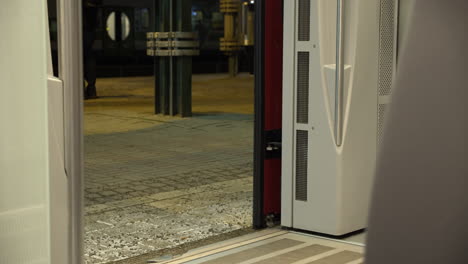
xmin=84 ymin=74 xmax=255 ymax=263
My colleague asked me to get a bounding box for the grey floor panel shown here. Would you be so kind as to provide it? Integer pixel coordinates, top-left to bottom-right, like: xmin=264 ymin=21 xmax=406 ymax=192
xmin=201 ymin=239 xmax=304 ymax=264
xmin=306 ymin=251 xmax=362 ymax=264
xmin=162 ymin=232 xmax=364 ymax=264
xmin=252 ymin=244 xmax=334 ymax=264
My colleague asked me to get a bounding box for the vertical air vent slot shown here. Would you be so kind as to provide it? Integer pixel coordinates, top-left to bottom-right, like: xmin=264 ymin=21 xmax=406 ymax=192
xmin=297 ymin=52 xmax=310 ymax=124
xmin=378 ymin=0 xmax=397 ymax=144
xmin=378 ymin=104 xmax=387 ymax=141
xmin=298 ymin=0 xmax=311 ymax=41
xmin=378 ymin=0 xmax=395 ymax=96
xmin=295 ymin=130 xmax=308 ymax=201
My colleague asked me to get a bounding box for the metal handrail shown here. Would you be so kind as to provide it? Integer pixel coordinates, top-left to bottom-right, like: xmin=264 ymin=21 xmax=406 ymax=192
xmin=335 ymin=0 xmax=345 ymax=147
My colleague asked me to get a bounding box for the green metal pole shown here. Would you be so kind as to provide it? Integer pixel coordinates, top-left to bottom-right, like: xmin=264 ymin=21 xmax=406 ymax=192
xmin=155 ymin=0 xmax=171 ymax=115
xmin=174 ymin=0 xmax=193 ymax=117
xmin=229 ymin=56 xmax=238 ymax=77
xmin=154 ymin=0 xmax=193 ymax=117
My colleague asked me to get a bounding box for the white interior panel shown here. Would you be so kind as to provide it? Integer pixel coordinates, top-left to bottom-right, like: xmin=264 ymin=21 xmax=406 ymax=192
xmin=48 ymin=76 xmax=68 ymax=264
xmin=0 ymin=0 xmax=51 ymax=262
xmin=283 ymin=0 xmax=396 ymax=236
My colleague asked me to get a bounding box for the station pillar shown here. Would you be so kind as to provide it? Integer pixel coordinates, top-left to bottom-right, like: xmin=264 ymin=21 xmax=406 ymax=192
xmin=147 ymin=0 xmax=199 ymax=117
xmin=220 ymin=0 xmax=242 ymax=77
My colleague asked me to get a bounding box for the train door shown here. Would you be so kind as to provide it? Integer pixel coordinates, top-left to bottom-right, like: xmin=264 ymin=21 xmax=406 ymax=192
xmin=253 ymin=0 xmax=284 ymax=228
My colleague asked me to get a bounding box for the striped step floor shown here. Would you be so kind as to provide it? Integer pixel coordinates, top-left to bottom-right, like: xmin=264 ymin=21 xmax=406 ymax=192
xmin=150 ymin=230 xmax=364 ymax=264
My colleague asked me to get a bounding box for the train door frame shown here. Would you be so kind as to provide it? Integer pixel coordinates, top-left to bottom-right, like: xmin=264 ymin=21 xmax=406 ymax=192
xmin=253 ymin=0 xmax=284 ymax=228
xmin=60 ymin=0 xmax=285 ymax=262
xmin=57 ymin=0 xmax=83 ymax=263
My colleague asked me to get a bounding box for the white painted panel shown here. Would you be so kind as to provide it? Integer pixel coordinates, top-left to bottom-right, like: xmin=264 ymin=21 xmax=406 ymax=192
xmin=46 ymin=1 xmax=69 ymax=262
xmin=323 ymin=64 xmax=352 ymax=123
xmin=281 ymin=0 xmax=297 ymax=227
xmin=0 ymin=0 xmax=51 ymax=263
xmin=48 ymin=77 xmax=68 ymax=264
xmin=283 ymin=0 xmax=381 ymax=236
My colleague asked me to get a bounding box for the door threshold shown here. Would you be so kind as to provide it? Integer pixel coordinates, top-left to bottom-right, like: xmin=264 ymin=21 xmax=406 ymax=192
xmin=147 ymin=228 xmax=286 ymax=263
xmin=150 ymin=228 xmax=364 ymax=264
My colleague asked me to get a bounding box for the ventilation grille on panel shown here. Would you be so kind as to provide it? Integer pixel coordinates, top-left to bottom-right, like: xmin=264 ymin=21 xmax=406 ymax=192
xmin=297 ymin=52 xmax=310 ymax=124
xmin=378 ymin=104 xmax=387 ymax=141
xmin=295 ymin=130 xmax=308 ymax=201
xmin=378 ymin=0 xmax=396 ymax=96
xmin=298 ymin=0 xmax=311 ymax=41
xmin=378 ymin=0 xmax=397 ymax=142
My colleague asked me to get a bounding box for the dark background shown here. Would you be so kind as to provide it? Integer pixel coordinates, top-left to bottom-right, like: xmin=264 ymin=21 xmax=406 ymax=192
xmin=48 ymin=0 xmax=253 ymax=77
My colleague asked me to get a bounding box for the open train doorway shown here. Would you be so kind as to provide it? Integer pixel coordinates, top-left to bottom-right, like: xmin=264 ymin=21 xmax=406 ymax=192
xmin=63 ymin=0 xmax=282 ymax=263
xmin=48 ymin=0 xmax=409 ymax=262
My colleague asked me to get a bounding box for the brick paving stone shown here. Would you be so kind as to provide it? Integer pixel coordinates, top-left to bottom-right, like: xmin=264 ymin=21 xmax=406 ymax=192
xmin=100 ymin=191 xmax=118 ymax=197
xmin=86 ymin=193 xmax=102 ymax=198
xmin=131 ymin=185 xmax=150 ymax=191
xmin=114 ymin=188 xmax=132 ymax=194
xmin=84 ymin=113 xmax=253 ymax=264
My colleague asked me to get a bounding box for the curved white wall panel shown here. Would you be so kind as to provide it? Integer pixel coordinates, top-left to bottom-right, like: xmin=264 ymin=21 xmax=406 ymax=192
xmin=0 ymin=0 xmax=51 ymax=262
xmin=282 ymin=0 xmax=398 ymax=236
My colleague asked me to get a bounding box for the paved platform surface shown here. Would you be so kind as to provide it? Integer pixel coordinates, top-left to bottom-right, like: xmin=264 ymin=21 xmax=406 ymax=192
xmin=85 ymin=114 xmax=253 ymax=207
xmin=84 ymin=74 xmax=254 ymax=135
xmin=84 ymin=75 xmax=254 ymax=263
